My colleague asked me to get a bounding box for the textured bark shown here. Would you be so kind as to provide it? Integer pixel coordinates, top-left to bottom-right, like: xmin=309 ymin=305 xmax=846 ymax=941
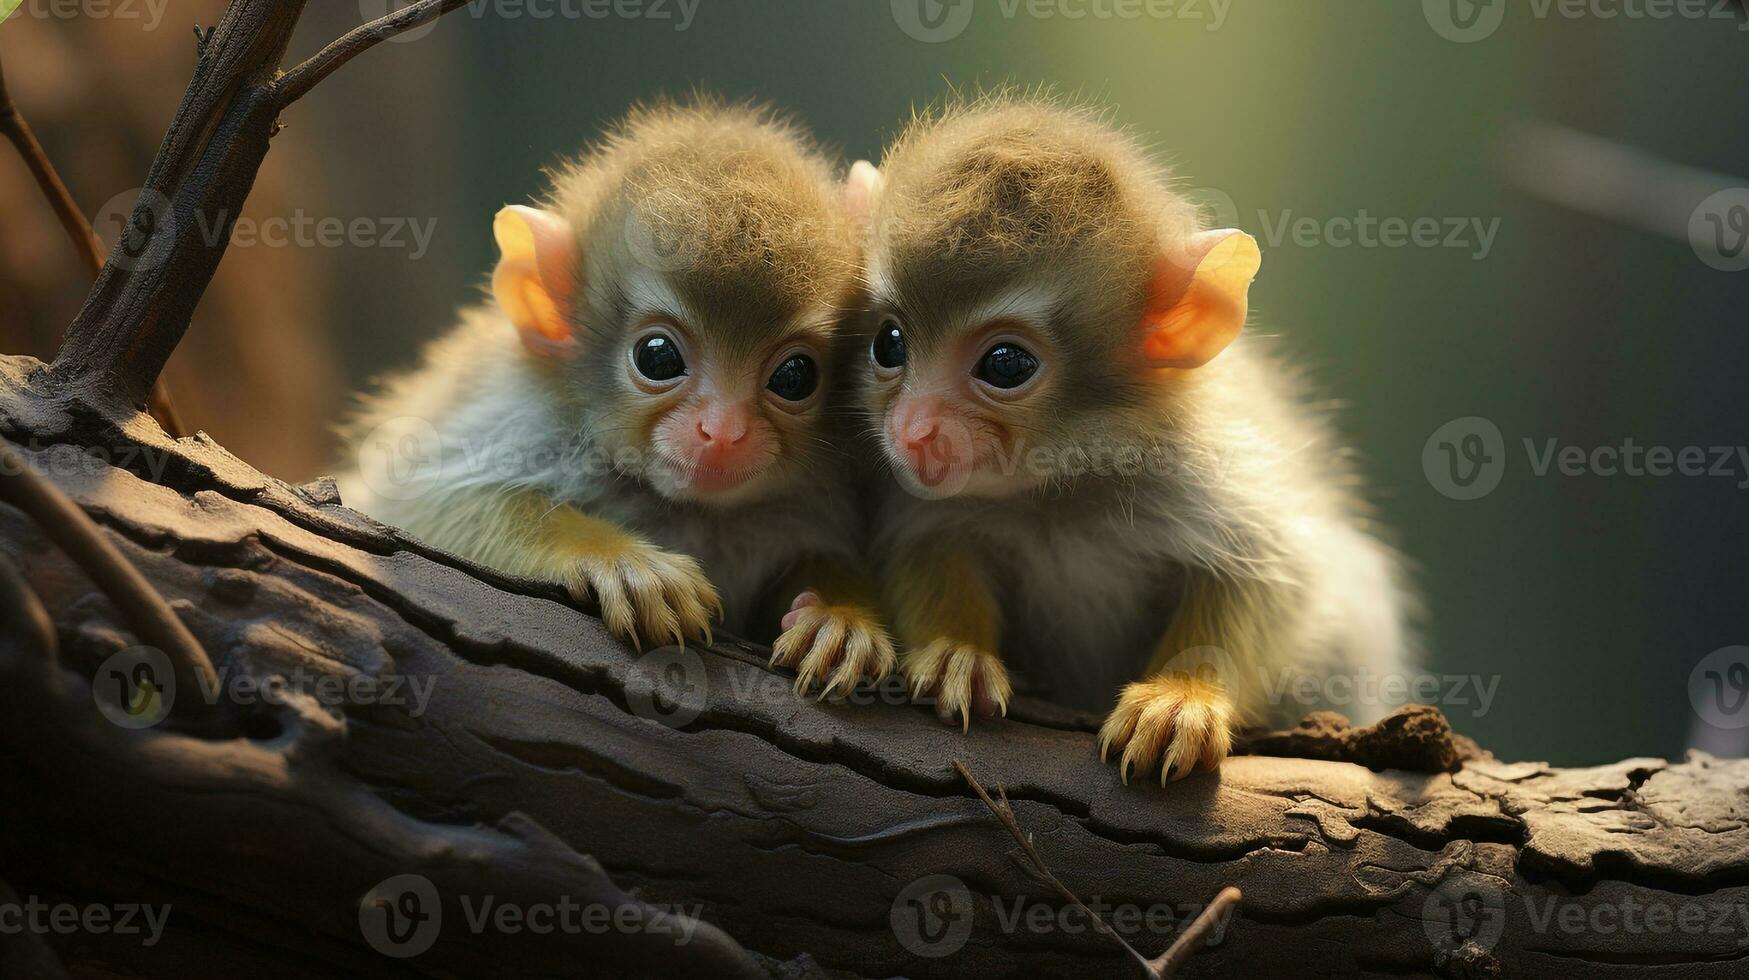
xmin=1 ymin=354 xmax=1745 ymax=980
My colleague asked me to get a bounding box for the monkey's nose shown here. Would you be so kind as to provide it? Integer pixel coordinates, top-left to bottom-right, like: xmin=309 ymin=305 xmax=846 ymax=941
xmin=899 ymin=416 xmax=940 ymax=451
xmin=697 ymin=408 xmax=750 ymax=446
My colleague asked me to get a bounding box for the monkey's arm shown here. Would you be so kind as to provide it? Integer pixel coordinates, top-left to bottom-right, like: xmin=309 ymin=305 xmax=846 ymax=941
xmin=396 ymin=488 xmax=722 ymax=651
xmin=882 ymin=542 xmax=1011 ymax=731
xmin=1097 ymin=567 xmax=1280 ymax=784
xmin=767 ymin=558 xmax=896 ymax=699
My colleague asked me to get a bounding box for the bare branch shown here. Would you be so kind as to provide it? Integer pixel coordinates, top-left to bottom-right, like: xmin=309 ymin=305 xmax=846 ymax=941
xmin=275 ymin=0 xmax=471 ymax=107
xmin=956 ymin=759 xmax=1167 ymax=978
xmin=0 ymin=51 xmax=106 ymax=277
xmin=0 ymin=49 xmax=188 ymax=437
xmin=1149 ymin=886 xmax=1242 ymax=978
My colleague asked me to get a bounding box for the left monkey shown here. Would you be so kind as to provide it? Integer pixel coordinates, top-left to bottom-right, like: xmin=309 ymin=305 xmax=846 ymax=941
xmin=338 ymin=98 xmax=894 ymax=686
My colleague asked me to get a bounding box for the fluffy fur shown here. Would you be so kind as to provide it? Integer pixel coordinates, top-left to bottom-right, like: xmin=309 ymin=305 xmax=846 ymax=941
xmin=336 ymin=99 xmax=868 ymax=640
xmin=858 ymin=95 xmax=1415 ymax=776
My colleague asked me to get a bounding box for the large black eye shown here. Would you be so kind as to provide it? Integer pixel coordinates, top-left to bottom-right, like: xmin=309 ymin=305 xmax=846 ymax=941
xmin=767 ymin=353 xmax=819 ymax=402
xmin=633 ymin=334 xmax=685 ymax=381
xmin=976 ymin=343 xmax=1039 ymax=390
xmin=872 ymin=319 xmax=907 ymax=370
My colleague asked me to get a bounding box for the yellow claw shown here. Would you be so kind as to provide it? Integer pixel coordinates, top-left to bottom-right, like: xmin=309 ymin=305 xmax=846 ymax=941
xmin=1098 ymin=672 xmax=1234 ymax=786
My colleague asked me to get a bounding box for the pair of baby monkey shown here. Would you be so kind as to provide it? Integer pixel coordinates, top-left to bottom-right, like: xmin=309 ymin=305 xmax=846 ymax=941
xmin=341 ymin=94 xmax=1412 ymax=786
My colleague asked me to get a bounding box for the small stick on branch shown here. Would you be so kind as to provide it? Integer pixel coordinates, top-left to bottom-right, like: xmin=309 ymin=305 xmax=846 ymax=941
xmin=0 ymin=437 xmax=218 ymax=719
xmin=954 ymin=759 xmax=1241 ymax=980
xmin=275 ymin=0 xmax=471 ymax=107
xmin=0 ymin=49 xmax=186 ymax=437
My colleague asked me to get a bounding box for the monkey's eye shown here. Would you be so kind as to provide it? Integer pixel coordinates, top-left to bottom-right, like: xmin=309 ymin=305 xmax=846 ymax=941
xmin=633 ymin=334 xmax=686 ymax=382
xmin=767 ymin=354 xmax=819 ymax=402
xmin=975 ymin=343 xmax=1040 ymax=390
xmin=872 ymin=319 xmax=907 ymax=370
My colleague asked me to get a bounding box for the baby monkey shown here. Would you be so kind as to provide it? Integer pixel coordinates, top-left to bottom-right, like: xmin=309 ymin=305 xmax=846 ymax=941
xmin=340 ymin=99 xmax=893 ymax=694
xmin=852 ymin=97 xmax=1410 ymax=783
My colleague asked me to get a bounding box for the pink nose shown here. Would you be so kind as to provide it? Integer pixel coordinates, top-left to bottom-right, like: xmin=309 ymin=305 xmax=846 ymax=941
xmin=889 ymin=397 xmax=947 ymax=454
xmin=697 ymin=406 xmax=750 ymax=446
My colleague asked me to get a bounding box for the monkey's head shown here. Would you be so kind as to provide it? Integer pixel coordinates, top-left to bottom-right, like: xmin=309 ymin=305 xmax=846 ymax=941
xmin=491 ymin=99 xmax=860 ymax=506
xmin=851 ymin=98 xmax=1261 ymax=500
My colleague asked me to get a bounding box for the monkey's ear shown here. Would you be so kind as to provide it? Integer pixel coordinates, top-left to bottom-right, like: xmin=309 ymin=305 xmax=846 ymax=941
xmin=1138 ymin=229 xmax=1262 ymax=370
xmin=844 ymin=160 xmax=884 ymax=230
xmin=493 ymin=205 xmax=580 ymax=359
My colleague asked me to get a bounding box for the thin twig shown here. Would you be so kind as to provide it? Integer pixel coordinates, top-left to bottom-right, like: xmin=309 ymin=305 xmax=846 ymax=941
xmin=0 ymin=437 xmax=218 ymax=718
xmin=0 ymin=49 xmax=187 ymax=438
xmin=954 ymin=759 xmax=1240 ymax=980
xmin=955 ymin=759 xmax=1160 ymax=977
xmin=1149 ymin=886 xmax=1241 ymax=977
xmin=274 ymin=0 xmax=471 ymax=107
xmin=0 ymin=53 xmax=105 ymax=276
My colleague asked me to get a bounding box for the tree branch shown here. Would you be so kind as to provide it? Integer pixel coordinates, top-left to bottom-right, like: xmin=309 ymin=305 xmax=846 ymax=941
xmin=0 ymin=49 xmax=188 ymax=437
xmin=275 ymin=0 xmax=471 ymax=107
xmin=0 ymin=54 xmax=105 ymax=277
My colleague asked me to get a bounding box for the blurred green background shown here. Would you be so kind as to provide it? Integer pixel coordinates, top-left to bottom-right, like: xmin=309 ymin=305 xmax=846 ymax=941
xmin=5 ymin=1 xmax=1746 ymax=765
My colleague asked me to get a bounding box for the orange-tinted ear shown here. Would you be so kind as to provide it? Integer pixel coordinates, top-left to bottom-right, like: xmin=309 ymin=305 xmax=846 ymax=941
xmin=1139 ymin=229 xmax=1262 ymax=370
xmin=844 ymin=160 xmax=884 ymax=231
xmin=492 ymin=205 xmax=580 ymax=359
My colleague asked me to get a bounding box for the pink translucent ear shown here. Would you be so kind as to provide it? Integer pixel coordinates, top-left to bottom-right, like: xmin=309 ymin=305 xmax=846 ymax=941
xmin=844 ymin=160 xmax=884 ymax=230
xmin=492 ymin=205 xmax=580 ymax=359
xmin=1139 ymin=229 xmax=1262 ymax=370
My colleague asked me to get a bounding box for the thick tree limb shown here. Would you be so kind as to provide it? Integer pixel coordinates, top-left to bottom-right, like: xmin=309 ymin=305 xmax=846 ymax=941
xmin=47 ymin=1 xmax=469 ymax=412
xmin=2 ymin=357 xmax=1746 ymax=978
xmin=0 ymin=49 xmax=186 ymax=437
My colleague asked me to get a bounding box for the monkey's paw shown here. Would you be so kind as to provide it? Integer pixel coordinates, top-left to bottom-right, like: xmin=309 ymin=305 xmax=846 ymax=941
xmin=769 ymin=592 xmax=897 ymax=700
xmin=1097 ymin=672 xmax=1234 ymax=785
xmin=563 ymin=547 xmax=722 ymax=651
xmin=901 ymin=640 xmax=1012 ymax=732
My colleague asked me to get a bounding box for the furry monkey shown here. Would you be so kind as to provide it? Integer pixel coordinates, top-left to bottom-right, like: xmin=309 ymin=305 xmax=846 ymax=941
xmin=339 ymin=99 xmax=894 ymax=694
xmin=851 ymin=96 xmax=1412 ymax=782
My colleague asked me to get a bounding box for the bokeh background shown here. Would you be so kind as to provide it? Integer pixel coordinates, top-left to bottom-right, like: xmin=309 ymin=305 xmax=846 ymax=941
xmin=2 ymin=0 xmax=1745 ymax=765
